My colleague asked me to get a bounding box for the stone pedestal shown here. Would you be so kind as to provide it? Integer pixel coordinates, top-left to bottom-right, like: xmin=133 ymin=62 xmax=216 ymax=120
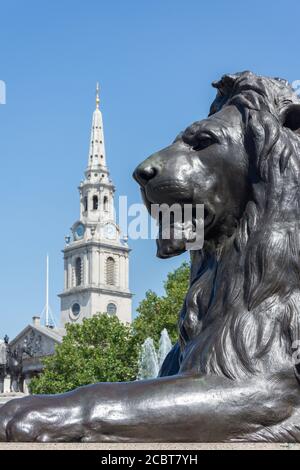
xmin=0 ymin=442 xmax=298 ymax=450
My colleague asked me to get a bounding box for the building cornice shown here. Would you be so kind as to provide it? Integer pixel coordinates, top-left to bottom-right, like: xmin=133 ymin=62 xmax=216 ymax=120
xmin=79 ymin=181 xmax=115 ymax=192
xmin=62 ymin=240 xmax=131 ymax=255
xmin=58 ymin=286 xmax=133 ymax=299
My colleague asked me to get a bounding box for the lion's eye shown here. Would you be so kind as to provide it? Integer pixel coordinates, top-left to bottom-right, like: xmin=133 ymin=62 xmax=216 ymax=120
xmin=193 ymin=136 xmax=215 ymax=151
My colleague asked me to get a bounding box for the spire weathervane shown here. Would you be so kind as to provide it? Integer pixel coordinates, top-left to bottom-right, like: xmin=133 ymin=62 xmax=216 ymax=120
xmin=96 ymin=82 xmax=100 ymax=109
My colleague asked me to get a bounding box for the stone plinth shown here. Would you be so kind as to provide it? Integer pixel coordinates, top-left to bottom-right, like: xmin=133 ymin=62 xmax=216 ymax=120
xmin=0 ymin=392 xmax=25 ymax=406
xmin=0 ymin=442 xmax=299 ymax=450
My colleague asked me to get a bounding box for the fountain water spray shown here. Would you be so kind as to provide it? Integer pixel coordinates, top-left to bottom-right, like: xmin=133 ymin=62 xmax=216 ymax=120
xmin=158 ymin=328 xmax=172 ymax=368
xmin=137 ymin=338 xmax=159 ymax=380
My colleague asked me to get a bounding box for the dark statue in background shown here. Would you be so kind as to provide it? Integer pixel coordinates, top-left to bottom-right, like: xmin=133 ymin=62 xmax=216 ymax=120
xmin=6 ymin=344 xmax=32 ymax=393
xmin=2 ymin=71 xmax=300 ymax=442
xmin=0 ymin=337 xmax=32 ymax=393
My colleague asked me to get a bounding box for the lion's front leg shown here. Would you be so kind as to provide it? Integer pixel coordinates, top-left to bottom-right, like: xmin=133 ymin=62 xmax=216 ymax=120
xmin=1 ymin=372 xmax=299 ymax=442
xmin=0 ymin=390 xmax=86 ymax=442
xmin=0 ymin=396 xmax=39 ymax=441
xmin=0 ymin=382 xmax=128 ymax=442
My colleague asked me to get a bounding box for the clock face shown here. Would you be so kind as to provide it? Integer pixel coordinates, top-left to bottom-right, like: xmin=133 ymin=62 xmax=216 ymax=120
xmin=74 ymin=223 xmax=85 ymax=240
xmin=104 ymin=223 xmax=117 ymax=240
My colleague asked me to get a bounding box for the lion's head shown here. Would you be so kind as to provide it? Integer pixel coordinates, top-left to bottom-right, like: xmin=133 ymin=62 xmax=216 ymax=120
xmin=134 ymin=92 xmax=250 ymax=258
xmin=134 ymin=71 xmax=300 ymax=380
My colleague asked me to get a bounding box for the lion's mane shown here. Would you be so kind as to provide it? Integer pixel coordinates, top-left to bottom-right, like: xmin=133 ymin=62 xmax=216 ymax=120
xmin=171 ymin=72 xmax=300 ymax=380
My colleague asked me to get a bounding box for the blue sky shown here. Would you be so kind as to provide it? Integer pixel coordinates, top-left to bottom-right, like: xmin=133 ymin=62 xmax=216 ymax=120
xmin=1 ymin=0 xmax=300 ymax=338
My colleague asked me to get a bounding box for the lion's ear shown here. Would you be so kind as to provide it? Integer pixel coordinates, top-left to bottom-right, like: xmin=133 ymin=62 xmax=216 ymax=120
xmin=281 ymin=104 xmax=300 ymax=134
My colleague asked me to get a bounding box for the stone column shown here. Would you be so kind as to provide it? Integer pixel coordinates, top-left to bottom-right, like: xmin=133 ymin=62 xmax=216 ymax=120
xmin=96 ymin=249 xmax=100 ymax=286
xmin=68 ymin=257 xmax=73 ymax=289
xmin=23 ymin=375 xmax=31 ymax=395
xmin=120 ymin=255 xmax=125 ymax=289
xmin=85 ymin=251 xmax=89 ymax=285
xmin=89 ymin=250 xmax=93 ymax=285
xmin=101 ymin=250 xmax=103 ymax=285
xmin=125 ymin=256 xmax=129 ymax=289
xmin=3 ymin=375 xmax=11 ymax=393
xmin=64 ymin=257 xmax=68 ymax=290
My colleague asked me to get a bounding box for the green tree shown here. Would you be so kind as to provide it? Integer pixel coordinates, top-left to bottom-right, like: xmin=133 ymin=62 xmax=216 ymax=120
xmin=30 ymin=261 xmax=190 ymax=394
xmin=132 ymin=261 xmax=190 ymax=347
xmin=29 ymin=314 xmax=138 ymax=394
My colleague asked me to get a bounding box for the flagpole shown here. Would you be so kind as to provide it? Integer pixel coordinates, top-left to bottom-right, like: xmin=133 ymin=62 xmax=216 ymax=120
xmin=46 ymin=254 xmax=49 ymax=327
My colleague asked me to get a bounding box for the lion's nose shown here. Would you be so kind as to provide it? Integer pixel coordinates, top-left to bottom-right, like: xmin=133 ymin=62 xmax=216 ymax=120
xmin=133 ymin=163 xmax=158 ymax=186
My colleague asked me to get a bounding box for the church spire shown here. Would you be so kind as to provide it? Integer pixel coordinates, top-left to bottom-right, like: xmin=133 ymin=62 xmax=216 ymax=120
xmin=59 ymin=85 xmax=132 ymax=328
xmin=87 ymin=83 xmax=107 ymax=170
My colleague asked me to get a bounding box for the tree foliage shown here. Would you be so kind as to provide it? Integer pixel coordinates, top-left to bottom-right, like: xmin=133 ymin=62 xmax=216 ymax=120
xmin=30 ymin=261 xmax=190 ymax=394
xmin=132 ymin=261 xmax=190 ymax=347
xmin=29 ymin=314 xmax=138 ymax=394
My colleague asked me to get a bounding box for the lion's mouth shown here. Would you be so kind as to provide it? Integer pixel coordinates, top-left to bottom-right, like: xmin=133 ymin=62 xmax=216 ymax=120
xmin=140 ymin=187 xmax=215 ymax=258
xmin=156 ymin=206 xmax=215 ymax=258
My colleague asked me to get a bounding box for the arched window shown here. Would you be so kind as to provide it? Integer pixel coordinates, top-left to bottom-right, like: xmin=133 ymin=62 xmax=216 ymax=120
xmin=107 ymin=303 xmax=117 ymax=315
xmin=84 ymin=196 xmax=88 ymax=212
xmin=103 ymin=196 xmax=108 ymax=212
xmin=75 ymin=257 xmax=82 ymax=286
xmin=93 ymin=195 xmax=98 ymax=210
xmin=106 ymin=257 xmax=115 ymax=285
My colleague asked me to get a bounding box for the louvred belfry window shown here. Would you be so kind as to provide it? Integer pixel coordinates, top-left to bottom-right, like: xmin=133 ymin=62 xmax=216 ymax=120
xmin=106 ymin=257 xmax=115 ymax=285
xmin=75 ymin=257 xmax=82 ymax=286
xmin=104 ymin=196 xmax=108 ymax=211
xmin=93 ymin=195 xmax=98 ymax=210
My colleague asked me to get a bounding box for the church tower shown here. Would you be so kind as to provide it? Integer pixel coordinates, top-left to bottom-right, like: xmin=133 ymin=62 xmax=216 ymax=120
xmin=59 ymin=85 xmax=132 ymax=327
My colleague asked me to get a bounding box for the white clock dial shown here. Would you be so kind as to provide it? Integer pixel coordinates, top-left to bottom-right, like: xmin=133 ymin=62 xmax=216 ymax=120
xmin=74 ymin=223 xmax=85 ymax=240
xmin=104 ymin=223 xmax=117 ymax=240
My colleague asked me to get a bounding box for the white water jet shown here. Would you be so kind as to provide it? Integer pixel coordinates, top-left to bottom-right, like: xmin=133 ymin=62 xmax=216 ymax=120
xmin=158 ymin=328 xmax=172 ymax=368
xmin=137 ymin=337 xmax=159 ymax=380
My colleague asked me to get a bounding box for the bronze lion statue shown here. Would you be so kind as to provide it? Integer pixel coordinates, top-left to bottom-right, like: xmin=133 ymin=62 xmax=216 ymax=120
xmin=1 ymin=71 xmax=300 ymax=442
